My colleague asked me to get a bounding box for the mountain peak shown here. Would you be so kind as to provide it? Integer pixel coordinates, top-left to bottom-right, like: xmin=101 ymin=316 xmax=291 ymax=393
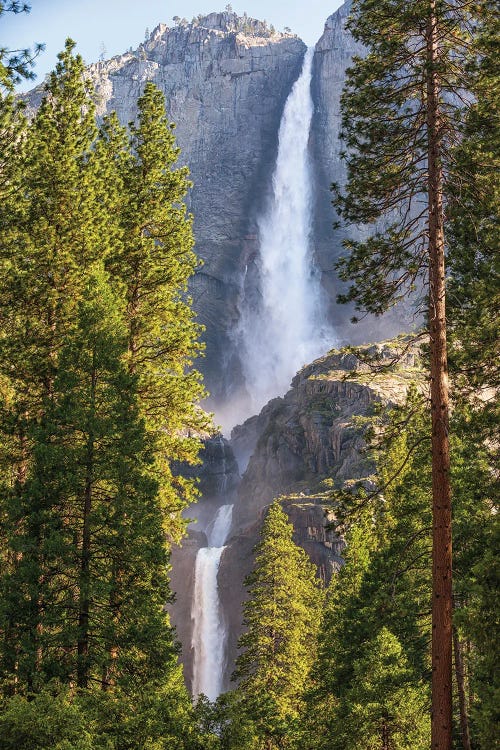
xmin=163 ymin=10 xmax=297 ymax=39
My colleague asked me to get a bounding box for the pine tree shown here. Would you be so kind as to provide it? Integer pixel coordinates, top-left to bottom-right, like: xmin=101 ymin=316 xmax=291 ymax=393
xmin=0 ymin=39 xmax=106 ymax=691
xmin=0 ymin=2 xmax=43 ymax=89
xmin=307 ymin=380 xmax=497 ymax=750
xmin=0 ymin=32 xmax=215 ymax=748
xmin=304 ymin=395 xmax=432 ymax=750
xmin=339 ymin=628 xmax=430 ymax=750
xmin=447 ymin=0 xmax=499 ymax=403
xmin=331 ymin=3 xmax=483 ymax=745
xmin=102 ymin=81 xmax=209 ymax=544
xmin=0 ymin=43 xmax=209 ymax=723
xmin=231 ymin=500 xmax=323 ymax=749
xmin=446 ymin=7 xmax=499 ymax=744
xmin=445 ymin=11 xmax=499 ymax=730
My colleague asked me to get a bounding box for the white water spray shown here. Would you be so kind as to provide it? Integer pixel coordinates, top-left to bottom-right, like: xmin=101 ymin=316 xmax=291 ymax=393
xmin=191 ymin=504 xmax=234 ymax=701
xmin=238 ymin=48 xmax=334 ymax=416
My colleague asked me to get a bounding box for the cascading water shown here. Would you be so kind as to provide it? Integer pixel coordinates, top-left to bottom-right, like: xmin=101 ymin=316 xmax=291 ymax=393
xmin=190 ymin=47 xmax=335 ymax=702
xmin=238 ymin=47 xmax=334 ymax=415
xmin=191 ymin=504 xmax=234 ymax=701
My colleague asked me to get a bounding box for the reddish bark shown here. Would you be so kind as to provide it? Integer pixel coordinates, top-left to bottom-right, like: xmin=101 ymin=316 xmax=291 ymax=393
xmin=427 ymin=3 xmax=453 ymax=748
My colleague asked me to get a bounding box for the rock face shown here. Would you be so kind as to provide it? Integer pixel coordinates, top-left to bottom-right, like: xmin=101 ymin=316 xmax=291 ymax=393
xmin=91 ymin=14 xmax=307 ymax=406
xmin=231 ymin=339 xmax=420 ymax=531
xmin=310 ymin=0 xmax=362 ymax=331
xmin=310 ymin=1 xmax=416 ymax=343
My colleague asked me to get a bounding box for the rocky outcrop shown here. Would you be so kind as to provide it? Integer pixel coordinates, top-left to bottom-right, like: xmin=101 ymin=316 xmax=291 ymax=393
xmin=231 ymin=339 xmax=421 ymax=531
xmin=211 ymin=338 xmax=422 ymax=688
xmin=311 ymin=0 xmax=362 ymax=302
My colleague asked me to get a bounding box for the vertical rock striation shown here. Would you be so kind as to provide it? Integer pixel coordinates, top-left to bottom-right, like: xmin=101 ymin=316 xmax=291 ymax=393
xmin=88 ymin=14 xmax=307 ymax=405
xmin=310 ymin=2 xmax=418 ymax=342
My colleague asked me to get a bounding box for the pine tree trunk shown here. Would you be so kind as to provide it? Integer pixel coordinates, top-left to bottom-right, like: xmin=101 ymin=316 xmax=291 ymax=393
xmin=77 ymin=359 xmax=96 ymax=689
xmin=453 ymin=625 xmax=472 ymax=750
xmin=127 ymin=282 xmax=140 ymax=374
xmin=382 ymin=720 xmax=390 ymax=750
xmin=77 ymin=470 xmax=92 ymax=688
xmin=102 ymin=564 xmax=122 ymax=691
xmin=427 ymin=3 xmax=453 ymax=748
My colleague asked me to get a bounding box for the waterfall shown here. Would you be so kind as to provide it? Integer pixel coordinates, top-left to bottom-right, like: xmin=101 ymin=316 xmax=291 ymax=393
xmin=191 ymin=504 xmax=234 ymax=701
xmin=238 ymin=47 xmax=334 ymax=416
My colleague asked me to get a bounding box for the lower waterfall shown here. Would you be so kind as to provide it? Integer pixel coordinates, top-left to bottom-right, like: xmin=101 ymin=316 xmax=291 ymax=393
xmin=191 ymin=504 xmax=234 ymax=701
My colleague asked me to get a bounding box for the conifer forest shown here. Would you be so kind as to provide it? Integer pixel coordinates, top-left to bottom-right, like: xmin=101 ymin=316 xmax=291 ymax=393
xmin=0 ymin=1 xmax=498 ymax=749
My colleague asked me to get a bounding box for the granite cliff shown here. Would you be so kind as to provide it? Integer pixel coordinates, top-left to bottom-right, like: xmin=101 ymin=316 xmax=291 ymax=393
xmin=24 ymin=4 xmax=414 ymax=412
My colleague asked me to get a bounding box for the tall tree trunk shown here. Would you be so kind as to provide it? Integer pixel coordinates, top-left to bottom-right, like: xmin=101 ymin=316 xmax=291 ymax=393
xmin=382 ymin=719 xmax=390 ymax=750
xmin=427 ymin=3 xmax=453 ymax=749
xmin=453 ymin=625 xmax=472 ymax=750
xmin=77 ymin=359 xmax=96 ymax=689
xmin=127 ymin=277 xmax=140 ymax=374
xmin=102 ymin=563 xmax=122 ymax=691
xmin=3 ymin=421 xmax=29 ymax=692
xmin=77 ymin=467 xmax=92 ymax=688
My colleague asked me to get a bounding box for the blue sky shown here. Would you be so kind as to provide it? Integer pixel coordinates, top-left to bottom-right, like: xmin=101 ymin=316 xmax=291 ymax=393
xmin=3 ymin=0 xmax=344 ymax=92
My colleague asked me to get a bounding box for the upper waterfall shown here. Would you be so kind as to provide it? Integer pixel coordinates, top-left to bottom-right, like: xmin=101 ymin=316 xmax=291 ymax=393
xmin=237 ymin=47 xmax=335 ymax=417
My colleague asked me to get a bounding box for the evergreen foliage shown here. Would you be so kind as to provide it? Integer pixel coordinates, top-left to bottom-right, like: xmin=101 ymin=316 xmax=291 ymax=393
xmin=228 ymin=500 xmax=323 ymax=749
xmin=336 ymin=627 xmax=430 ymax=750
xmin=0 ymin=38 xmax=212 ymax=748
xmin=447 ymin=0 xmax=500 ymax=401
xmin=0 ymin=3 xmax=497 ymax=748
xmin=307 ymin=385 xmax=497 ymax=750
xmin=304 ymin=393 xmax=432 ymax=750
xmin=329 ymin=2 xmax=491 ymax=746
xmin=100 ymin=82 xmax=209 ymax=544
xmin=0 ymin=40 xmax=106 ymax=691
xmin=444 ymin=3 xmax=499 ymax=743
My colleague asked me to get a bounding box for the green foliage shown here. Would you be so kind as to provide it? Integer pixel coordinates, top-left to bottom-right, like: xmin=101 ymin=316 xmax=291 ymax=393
xmin=101 ymin=81 xmax=210 ymax=543
xmin=0 ymin=38 xmax=210 ymax=748
xmin=0 ymin=686 xmax=93 ymax=750
xmin=304 ymin=393 xmax=433 ymax=749
xmin=229 ymin=501 xmax=324 ymax=748
xmin=332 ymin=0 xmax=472 ymax=314
xmin=463 ymin=518 xmax=500 ymax=749
xmin=0 ymin=40 xmax=109 ymax=691
xmin=331 ymin=4 xmax=495 ymax=747
xmin=306 ymin=383 xmax=497 ymax=749
xmin=445 ymin=6 xmax=500 ymax=742
xmin=336 ymin=628 xmax=430 ymax=750
xmin=447 ymin=0 xmax=500 ymax=400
